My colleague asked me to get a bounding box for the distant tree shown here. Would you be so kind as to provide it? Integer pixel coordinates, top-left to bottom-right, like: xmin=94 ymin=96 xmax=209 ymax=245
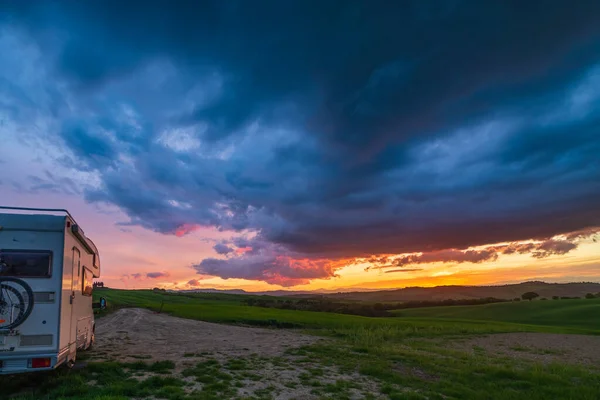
xmin=585 ymin=293 xmax=596 ymax=299
xmin=513 ymin=298 xmax=521 ymax=302
xmin=552 ymin=296 xmax=559 ymax=300
xmin=521 ymin=292 xmax=539 ymax=301
xmin=540 ymin=298 xmax=547 ymax=301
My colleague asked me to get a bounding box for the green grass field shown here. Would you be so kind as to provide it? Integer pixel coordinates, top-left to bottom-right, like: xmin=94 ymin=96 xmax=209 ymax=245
xmin=94 ymin=288 xmax=600 ymax=336
xmin=391 ymin=297 xmax=600 ymax=330
xmin=1 ymin=288 xmax=599 ymax=400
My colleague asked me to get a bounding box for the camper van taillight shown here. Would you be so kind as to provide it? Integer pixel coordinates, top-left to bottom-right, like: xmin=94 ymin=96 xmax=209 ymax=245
xmin=30 ymin=358 xmax=51 ymax=369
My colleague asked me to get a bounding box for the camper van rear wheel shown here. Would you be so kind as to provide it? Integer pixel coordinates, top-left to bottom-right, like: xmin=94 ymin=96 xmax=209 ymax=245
xmin=0 ymin=277 xmax=35 ymax=330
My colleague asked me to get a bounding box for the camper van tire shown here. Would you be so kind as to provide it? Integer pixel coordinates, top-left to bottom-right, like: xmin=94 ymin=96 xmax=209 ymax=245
xmin=0 ymin=277 xmax=35 ymax=330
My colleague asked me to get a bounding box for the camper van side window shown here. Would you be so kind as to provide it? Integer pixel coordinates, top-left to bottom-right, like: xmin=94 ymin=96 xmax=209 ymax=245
xmin=0 ymin=250 xmax=52 ymax=277
xmin=82 ymin=267 xmax=93 ymax=296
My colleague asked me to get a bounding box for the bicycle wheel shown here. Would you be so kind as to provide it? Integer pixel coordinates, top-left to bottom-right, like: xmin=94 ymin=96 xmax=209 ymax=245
xmin=0 ymin=277 xmax=35 ymax=330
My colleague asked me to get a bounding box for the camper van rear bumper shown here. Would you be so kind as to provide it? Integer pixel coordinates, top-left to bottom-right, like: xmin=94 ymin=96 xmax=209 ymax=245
xmin=0 ymin=352 xmax=64 ymax=375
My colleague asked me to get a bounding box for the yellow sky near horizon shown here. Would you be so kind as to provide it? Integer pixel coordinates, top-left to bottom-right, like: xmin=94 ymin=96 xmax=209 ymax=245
xmin=112 ymin=239 xmax=600 ymax=292
xmin=6 ymin=192 xmax=600 ymax=292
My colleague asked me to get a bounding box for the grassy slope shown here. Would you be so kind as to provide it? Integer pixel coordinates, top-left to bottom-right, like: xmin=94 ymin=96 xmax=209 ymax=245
xmin=322 ymin=281 xmax=600 ymax=302
xmin=94 ymin=289 xmax=600 ymax=335
xmin=391 ymin=298 xmax=600 ymax=330
xmin=3 ymin=288 xmax=599 ymax=400
xmin=87 ymin=288 xmax=600 ymax=400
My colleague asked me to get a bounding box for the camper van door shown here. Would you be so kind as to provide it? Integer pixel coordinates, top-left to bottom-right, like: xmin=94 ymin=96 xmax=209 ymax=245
xmin=69 ymin=247 xmax=80 ymax=352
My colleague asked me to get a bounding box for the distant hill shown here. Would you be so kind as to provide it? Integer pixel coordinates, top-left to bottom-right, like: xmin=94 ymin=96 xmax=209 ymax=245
xmin=178 ymin=281 xmax=600 ymax=302
xmin=178 ymin=288 xmax=381 ymax=297
xmin=308 ymin=281 xmax=600 ymax=302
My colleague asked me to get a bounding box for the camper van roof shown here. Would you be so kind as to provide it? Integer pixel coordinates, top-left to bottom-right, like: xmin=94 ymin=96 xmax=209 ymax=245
xmin=0 ymin=206 xmax=101 ymax=276
xmin=0 ymin=206 xmax=75 ymax=220
xmin=0 ymin=212 xmax=67 ymax=231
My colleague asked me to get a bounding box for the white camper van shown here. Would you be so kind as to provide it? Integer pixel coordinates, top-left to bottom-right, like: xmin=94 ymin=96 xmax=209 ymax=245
xmin=0 ymin=206 xmax=105 ymax=374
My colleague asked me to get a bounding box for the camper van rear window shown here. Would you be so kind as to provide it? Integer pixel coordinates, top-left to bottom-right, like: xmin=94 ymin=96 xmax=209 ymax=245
xmin=0 ymin=251 xmax=52 ymax=278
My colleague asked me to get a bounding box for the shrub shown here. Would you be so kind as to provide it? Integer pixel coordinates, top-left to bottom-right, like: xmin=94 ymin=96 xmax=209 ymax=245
xmin=521 ymin=292 xmax=540 ymax=301
xmin=585 ymin=293 xmax=596 ymax=299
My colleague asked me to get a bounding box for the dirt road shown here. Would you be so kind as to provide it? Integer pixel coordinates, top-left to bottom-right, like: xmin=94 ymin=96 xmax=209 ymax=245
xmin=91 ymin=308 xmax=383 ymax=399
xmin=94 ymin=308 xmax=318 ymax=362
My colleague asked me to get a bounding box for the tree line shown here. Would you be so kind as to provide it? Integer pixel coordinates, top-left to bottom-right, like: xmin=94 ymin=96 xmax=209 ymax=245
xmin=520 ymin=291 xmax=600 ymax=301
xmin=241 ymin=292 xmax=600 ymax=316
xmin=242 ymin=296 xmax=511 ymax=317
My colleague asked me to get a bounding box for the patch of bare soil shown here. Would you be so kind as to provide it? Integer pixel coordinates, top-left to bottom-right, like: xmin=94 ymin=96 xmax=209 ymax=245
xmin=452 ymin=332 xmax=600 ymax=367
xmin=92 ymin=308 xmax=385 ymax=399
xmin=94 ymin=308 xmax=318 ymax=362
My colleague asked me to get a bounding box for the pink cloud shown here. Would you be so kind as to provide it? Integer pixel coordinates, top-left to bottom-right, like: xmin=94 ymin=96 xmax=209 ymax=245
xmin=235 ymin=246 xmax=253 ymax=254
xmin=173 ymin=223 xmax=200 ymax=237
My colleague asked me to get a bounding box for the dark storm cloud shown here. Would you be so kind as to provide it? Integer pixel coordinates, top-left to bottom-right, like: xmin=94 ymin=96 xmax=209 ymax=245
xmin=213 ymin=243 xmax=234 ymax=255
xmin=59 ymin=121 xmax=117 ymax=170
xmin=495 ymin=239 xmax=583 ymax=259
xmin=364 ymin=236 xmax=596 ymax=271
xmin=395 ymin=249 xmax=499 ymax=267
xmin=146 ymin=272 xmax=170 ymax=279
xmin=2 ymin=0 xmax=600 ymax=285
xmin=530 ymin=240 xmax=578 ymax=259
xmin=23 ymin=172 xmax=81 ymax=196
xmin=193 ymin=255 xmax=340 ymax=287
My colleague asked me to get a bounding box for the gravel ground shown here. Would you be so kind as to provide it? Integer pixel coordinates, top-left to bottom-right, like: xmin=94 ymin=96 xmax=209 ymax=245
xmin=94 ymin=307 xmax=319 ymax=362
xmin=91 ymin=308 xmax=384 ymax=400
xmin=452 ymin=332 xmax=600 ymax=367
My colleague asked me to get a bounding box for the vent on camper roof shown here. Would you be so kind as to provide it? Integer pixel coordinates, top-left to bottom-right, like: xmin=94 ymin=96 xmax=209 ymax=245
xmin=20 ymin=334 xmax=53 ymax=346
xmin=33 ymin=292 xmax=56 ymax=303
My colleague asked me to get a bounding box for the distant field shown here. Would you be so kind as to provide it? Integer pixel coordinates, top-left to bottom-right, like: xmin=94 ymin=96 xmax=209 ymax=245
xmin=322 ymin=281 xmax=600 ymax=302
xmin=94 ymin=288 xmax=600 ymax=335
xmin=391 ymin=298 xmax=600 ymax=331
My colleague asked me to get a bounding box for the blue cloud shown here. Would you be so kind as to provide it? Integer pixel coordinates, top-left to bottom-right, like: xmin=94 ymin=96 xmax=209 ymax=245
xmin=2 ymin=1 xmax=600 ymax=284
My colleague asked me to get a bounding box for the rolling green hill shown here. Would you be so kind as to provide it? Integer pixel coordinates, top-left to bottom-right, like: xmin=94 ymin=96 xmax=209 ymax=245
xmin=392 ymin=297 xmax=600 ymax=330
xmin=317 ymin=281 xmax=600 ymax=302
xmin=94 ymin=288 xmax=600 ymax=335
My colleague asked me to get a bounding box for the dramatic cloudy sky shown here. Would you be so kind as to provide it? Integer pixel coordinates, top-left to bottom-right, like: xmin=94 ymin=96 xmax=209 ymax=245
xmin=1 ymin=1 xmax=599 ymax=290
